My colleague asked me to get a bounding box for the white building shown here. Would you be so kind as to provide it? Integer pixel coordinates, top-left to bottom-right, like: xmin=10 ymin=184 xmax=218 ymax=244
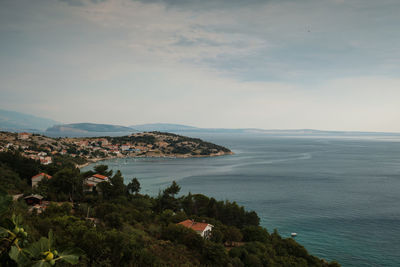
xmin=121 ymin=144 xmax=130 ymax=151
xmin=178 ymin=219 xmax=214 ymax=239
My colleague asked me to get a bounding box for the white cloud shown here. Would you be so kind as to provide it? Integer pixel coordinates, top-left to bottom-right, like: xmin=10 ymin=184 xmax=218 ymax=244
xmin=0 ymin=0 xmax=399 ymax=132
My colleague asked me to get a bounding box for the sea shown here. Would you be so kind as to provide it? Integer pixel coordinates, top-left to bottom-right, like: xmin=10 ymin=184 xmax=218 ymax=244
xmin=83 ymin=133 xmax=400 ymax=266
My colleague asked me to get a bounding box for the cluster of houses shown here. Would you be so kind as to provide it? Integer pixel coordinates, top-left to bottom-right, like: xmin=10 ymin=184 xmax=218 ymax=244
xmin=27 ymin=151 xmax=53 ymax=165
xmin=30 ymin=171 xmax=110 ymax=192
xmin=68 ymin=138 xmax=149 ymax=158
xmin=0 ymin=142 xmax=54 ymax=165
xmin=22 ymin=171 xmax=112 ymax=212
xmin=0 ymin=132 xmax=173 ymax=168
xmin=0 ymin=132 xmax=57 ymax=164
xmin=0 ymin=133 xmax=147 ymax=166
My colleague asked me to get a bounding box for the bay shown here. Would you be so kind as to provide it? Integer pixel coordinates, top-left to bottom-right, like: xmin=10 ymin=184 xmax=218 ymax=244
xmin=83 ymin=133 xmax=400 ymax=266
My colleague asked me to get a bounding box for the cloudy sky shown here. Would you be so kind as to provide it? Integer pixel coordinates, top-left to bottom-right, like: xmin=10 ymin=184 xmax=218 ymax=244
xmin=1 ymin=0 xmax=400 ymax=131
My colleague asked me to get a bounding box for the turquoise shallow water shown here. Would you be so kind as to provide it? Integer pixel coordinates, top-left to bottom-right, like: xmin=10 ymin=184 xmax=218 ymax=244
xmin=84 ymin=134 xmax=400 ymax=266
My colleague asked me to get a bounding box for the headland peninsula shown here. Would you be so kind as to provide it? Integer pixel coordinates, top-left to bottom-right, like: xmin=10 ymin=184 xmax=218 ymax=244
xmin=0 ymin=131 xmax=233 ymax=168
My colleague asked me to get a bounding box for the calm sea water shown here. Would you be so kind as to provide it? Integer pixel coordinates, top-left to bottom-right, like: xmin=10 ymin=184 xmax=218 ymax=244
xmin=84 ymin=134 xmax=400 ymax=266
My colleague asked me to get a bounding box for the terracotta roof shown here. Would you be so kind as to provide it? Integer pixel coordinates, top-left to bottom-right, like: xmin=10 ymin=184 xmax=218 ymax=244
xmin=31 ymin=173 xmax=52 ymax=180
xmin=178 ymin=219 xmax=211 ymax=232
xmin=92 ymin=174 xmax=108 ymax=180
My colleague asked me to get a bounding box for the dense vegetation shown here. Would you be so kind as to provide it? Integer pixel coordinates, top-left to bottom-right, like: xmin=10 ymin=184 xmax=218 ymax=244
xmin=0 ymin=151 xmax=340 ymax=266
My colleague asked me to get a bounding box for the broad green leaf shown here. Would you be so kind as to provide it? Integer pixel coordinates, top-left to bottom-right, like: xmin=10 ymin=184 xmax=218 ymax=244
xmin=27 ymin=237 xmax=52 ymax=258
xmin=9 ymin=246 xmax=30 ymax=266
xmin=8 ymin=246 xmax=20 ymax=261
xmin=32 ymin=260 xmax=51 ymax=267
xmin=58 ymin=247 xmax=84 ymax=264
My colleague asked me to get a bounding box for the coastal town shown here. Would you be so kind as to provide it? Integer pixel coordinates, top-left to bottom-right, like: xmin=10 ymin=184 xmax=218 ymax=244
xmin=1 ymin=130 xmax=234 ymax=233
xmin=0 ymin=131 xmax=233 ymax=168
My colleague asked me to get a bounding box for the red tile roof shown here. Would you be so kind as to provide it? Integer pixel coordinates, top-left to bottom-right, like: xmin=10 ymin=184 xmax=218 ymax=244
xmin=178 ymin=219 xmax=210 ymax=232
xmin=31 ymin=173 xmax=52 ymax=180
xmin=92 ymin=174 xmax=108 ymax=180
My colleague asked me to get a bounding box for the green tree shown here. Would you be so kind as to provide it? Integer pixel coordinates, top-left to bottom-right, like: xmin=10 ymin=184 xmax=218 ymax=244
xmin=157 ymin=181 xmax=181 ymax=211
xmin=163 ymin=181 xmax=180 ymax=197
xmin=99 ymin=171 xmax=127 ymax=200
xmin=0 ymin=164 xmax=29 ymax=194
xmin=201 ymin=241 xmax=229 ymax=266
xmin=242 ymin=226 xmax=270 ymax=243
xmin=223 ymin=226 xmax=243 ymax=246
xmin=127 ymin=178 xmax=141 ymax=195
xmin=109 ymin=171 xmax=126 ymax=196
xmin=49 ymin=168 xmax=83 ymax=201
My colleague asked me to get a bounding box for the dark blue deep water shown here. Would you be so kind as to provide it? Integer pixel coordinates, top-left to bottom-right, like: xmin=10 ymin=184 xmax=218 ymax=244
xmin=85 ymin=134 xmax=400 ymax=266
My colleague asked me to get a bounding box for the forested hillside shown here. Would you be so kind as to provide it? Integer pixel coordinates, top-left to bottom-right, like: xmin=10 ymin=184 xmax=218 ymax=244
xmin=0 ymin=151 xmax=340 ymax=266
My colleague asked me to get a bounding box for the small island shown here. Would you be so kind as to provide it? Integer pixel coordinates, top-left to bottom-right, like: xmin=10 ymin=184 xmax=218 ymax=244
xmin=0 ymin=131 xmax=233 ymax=168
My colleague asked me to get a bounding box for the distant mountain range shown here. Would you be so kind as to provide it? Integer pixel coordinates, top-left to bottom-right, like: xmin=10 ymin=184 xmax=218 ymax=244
xmin=129 ymin=124 xmax=400 ymax=136
xmin=0 ymin=109 xmax=59 ymax=132
xmin=45 ymin=123 xmax=136 ymax=137
xmin=130 ymin=123 xmax=197 ymax=132
xmin=47 ymin=123 xmax=134 ymax=133
xmin=1 ymin=109 xmax=399 ymax=137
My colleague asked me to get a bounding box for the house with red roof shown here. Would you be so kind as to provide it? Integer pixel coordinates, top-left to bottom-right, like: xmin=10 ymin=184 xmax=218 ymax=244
xmin=31 ymin=173 xmax=52 ymax=188
xmin=18 ymin=132 xmax=31 ymax=140
xmin=178 ymin=219 xmax=214 ymax=239
xmin=84 ymin=174 xmax=110 ymax=192
xmin=40 ymin=156 xmax=52 ymax=165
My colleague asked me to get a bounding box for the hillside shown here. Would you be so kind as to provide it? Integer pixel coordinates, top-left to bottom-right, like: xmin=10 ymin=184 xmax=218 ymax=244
xmin=0 ymin=151 xmax=340 ymax=266
xmin=0 ymin=109 xmax=59 ymax=131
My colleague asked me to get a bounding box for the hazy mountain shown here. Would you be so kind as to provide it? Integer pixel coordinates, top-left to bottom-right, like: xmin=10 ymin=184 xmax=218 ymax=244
xmin=0 ymin=109 xmax=59 ymax=131
xmin=46 ymin=123 xmax=135 ymax=134
xmin=130 ymin=123 xmax=198 ymax=132
xmin=130 ymin=123 xmax=400 ymax=137
xmin=129 ymin=123 xmax=325 ymax=134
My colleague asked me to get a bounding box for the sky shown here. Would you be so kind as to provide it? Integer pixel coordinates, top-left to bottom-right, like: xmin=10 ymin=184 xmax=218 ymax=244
xmin=0 ymin=0 xmax=400 ymax=131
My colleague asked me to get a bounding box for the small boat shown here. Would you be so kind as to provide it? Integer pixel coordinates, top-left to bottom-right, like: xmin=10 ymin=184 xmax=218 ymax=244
xmin=291 ymin=233 xmax=297 ymax=237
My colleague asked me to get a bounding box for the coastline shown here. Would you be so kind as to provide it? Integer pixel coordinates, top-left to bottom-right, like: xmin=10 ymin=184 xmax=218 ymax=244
xmin=76 ymin=150 xmax=234 ymax=169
